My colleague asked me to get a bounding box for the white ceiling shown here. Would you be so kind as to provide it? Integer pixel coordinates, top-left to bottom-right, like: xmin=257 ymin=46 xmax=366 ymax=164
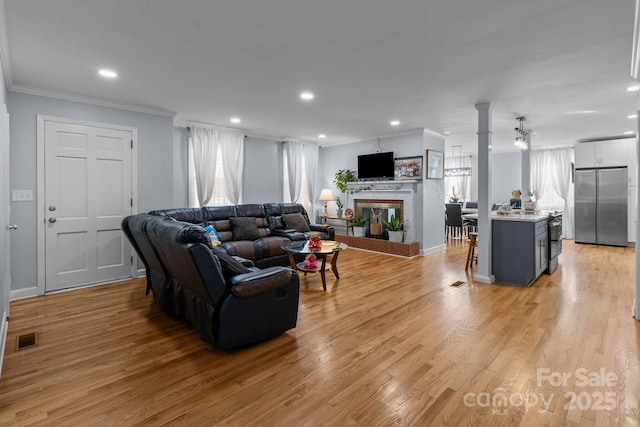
xmin=2 ymin=0 xmax=638 ymax=153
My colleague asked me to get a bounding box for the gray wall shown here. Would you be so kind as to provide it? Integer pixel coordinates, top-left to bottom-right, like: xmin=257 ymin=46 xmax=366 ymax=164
xmin=7 ymin=92 xmax=176 ymax=291
xmin=422 ymin=132 xmax=445 ymax=252
xmin=490 ymin=151 xmax=522 ymax=206
xmin=468 ymin=151 xmax=522 ymax=205
xmin=242 ymin=137 xmax=283 ymax=203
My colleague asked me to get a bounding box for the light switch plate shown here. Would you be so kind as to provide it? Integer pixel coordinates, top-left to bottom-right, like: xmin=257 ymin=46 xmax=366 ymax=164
xmin=11 ymin=189 xmax=33 ymax=201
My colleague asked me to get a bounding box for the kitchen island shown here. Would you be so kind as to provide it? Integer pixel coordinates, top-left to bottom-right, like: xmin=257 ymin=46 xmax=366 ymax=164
xmin=491 ymin=212 xmax=549 ymax=286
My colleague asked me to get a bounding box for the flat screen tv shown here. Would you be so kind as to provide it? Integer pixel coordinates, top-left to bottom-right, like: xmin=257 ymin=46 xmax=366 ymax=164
xmin=357 ymin=152 xmax=394 ymax=180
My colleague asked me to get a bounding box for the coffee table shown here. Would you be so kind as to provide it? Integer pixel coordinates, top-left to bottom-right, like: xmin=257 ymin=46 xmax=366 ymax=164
xmin=281 ymin=240 xmax=348 ymax=291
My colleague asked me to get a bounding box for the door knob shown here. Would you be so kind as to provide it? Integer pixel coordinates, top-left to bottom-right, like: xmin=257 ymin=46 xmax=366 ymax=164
xmin=48 ymin=205 xmax=56 ymax=211
xmin=48 ymin=217 xmax=57 ymax=223
xmin=6 ymin=225 xmax=17 ymax=230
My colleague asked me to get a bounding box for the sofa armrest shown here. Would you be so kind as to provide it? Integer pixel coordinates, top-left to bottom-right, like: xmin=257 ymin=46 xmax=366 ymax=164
xmin=310 ymin=224 xmax=335 ymax=240
xmin=229 ymin=266 xmax=296 ymax=298
xmin=232 ymin=255 xmax=255 ymax=267
xmin=212 ymin=247 xmax=255 ymax=267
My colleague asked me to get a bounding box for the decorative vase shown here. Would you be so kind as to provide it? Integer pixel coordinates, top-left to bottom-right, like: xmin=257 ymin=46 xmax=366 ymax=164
xmin=523 ymin=201 xmax=536 ymax=212
xmin=353 ymin=226 xmax=367 ymax=237
xmin=388 ymin=230 xmax=404 ymax=242
xmin=336 ymin=208 xmax=343 ymax=218
xmin=370 ymin=223 xmax=382 ymax=235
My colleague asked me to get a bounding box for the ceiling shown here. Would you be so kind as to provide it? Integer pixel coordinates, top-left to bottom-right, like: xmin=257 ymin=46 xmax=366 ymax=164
xmin=2 ymin=0 xmax=638 ymax=153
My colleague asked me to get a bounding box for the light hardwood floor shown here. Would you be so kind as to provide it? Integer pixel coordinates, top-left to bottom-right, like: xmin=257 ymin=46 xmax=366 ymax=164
xmin=0 ymin=239 xmax=638 ymax=426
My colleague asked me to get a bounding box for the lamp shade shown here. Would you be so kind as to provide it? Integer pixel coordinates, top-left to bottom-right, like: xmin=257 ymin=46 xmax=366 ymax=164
xmin=319 ymin=188 xmax=334 ymax=201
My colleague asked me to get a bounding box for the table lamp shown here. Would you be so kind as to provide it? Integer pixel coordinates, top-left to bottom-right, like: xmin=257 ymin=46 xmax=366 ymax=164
xmin=319 ymin=188 xmax=334 ymax=217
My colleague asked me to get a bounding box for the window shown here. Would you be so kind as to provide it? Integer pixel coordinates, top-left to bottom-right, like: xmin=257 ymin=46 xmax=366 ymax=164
xmin=188 ymin=144 xmax=231 ymax=207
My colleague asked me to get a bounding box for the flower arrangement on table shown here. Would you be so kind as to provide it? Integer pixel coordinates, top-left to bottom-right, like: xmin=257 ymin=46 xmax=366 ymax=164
xmin=303 ymin=254 xmax=318 ymax=269
xmin=307 ymin=233 xmax=323 ymax=251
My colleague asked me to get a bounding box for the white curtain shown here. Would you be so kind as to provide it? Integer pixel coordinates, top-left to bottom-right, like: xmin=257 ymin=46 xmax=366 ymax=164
xmin=220 ymin=130 xmax=244 ymax=205
xmin=303 ymin=143 xmax=320 ymax=215
xmin=189 ymin=126 xmax=218 ymax=206
xmin=530 ymin=151 xmax=547 ymax=202
xmin=549 ymin=147 xmax=574 ymax=238
xmin=531 ymin=147 xmax=574 ymax=238
xmin=285 ymin=140 xmax=304 ymax=203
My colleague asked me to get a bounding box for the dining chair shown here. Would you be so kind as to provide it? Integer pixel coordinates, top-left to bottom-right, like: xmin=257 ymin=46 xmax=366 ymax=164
xmin=445 ymin=203 xmax=464 ymax=238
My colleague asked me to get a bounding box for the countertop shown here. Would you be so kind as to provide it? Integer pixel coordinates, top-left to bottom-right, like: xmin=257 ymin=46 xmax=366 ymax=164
xmin=490 ymin=212 xmax=549 ymax=222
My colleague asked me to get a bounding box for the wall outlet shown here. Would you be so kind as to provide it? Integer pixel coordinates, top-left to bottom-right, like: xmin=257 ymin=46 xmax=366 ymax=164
xmin=11 ymin=189 xmax=33 ymax=201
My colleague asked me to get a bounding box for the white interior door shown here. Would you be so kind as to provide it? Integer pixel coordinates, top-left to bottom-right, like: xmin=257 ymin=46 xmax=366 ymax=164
xmin=44 ymin=119 xmax=133 ymax=292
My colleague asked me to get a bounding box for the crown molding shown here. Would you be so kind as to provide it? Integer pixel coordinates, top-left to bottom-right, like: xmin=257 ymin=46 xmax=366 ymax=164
xmin=10 ymin=84 xmax=176 ymax=117
xmin=0 ymin=0 xmax=13 ymax=87
xmin=322 ymin=128 xmax=430 ymax=147
xmin=423 ymin=127 xmax=447 ymax=139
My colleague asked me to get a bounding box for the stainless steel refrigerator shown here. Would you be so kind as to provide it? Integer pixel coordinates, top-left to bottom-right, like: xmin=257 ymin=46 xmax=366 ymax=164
xmin=575 ymin=167 xmax=628 ymax=246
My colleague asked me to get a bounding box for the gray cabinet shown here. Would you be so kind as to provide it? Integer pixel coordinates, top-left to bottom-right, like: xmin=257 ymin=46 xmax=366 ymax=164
xmin=492 ymin=218 xmax=548 ymax=286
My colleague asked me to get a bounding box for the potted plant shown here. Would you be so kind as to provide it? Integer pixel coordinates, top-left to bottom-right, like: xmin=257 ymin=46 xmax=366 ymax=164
xmin=351 ymin=215 xmax=370 ymax=237
xmin=333 ymin=169 xmax=371 ymax=208
xmin=335 ymin=196 xmax=344 ymax=218
xmin=524 ymin=189 xmax=537 ymax=211
xmin=333 ymin=169 xmax=358 ymax=193
xmin=382 ymin=214 xmax=404 ymax=242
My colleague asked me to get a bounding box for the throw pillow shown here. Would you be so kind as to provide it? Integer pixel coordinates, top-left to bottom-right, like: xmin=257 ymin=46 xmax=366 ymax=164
xmin=282 ymin=212 xmax=311 ymax=232
xmin=212 ymin=249 xmax=251 ymax=277
xmin=229 ymin=216 xmax=262 ymax=241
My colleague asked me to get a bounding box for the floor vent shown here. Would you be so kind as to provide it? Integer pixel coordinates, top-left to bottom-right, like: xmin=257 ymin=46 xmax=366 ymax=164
xmin=450 ymin=281 xmax=466 ymax=287
xmin=16 ymin=332 xmax=38 ymax=350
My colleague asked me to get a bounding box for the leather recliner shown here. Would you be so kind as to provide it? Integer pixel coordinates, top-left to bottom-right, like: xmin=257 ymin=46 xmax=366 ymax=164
xmin=121 ymin=214 xmax=181 ymax=317
xmin=140 ymin=217 xmax=300 ymax=349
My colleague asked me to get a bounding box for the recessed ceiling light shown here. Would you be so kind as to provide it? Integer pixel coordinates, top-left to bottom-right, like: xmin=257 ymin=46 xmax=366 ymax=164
xmin=98 ymin=69 xmax=117 ymax=79
xmin=390 ymin=120 xmax=400 ymax=126
xmin=624 ymin=131 xmax=635 ymax=134
xmin=628 ymin=114 xmax=638 ymax=119
xmin=318 ymin=134 xmax=326 ymax=139
xmin=628 ymin=85 xmax=640 ymax=92
xmin=444 ymin=131 xmax=451 ymax=135
xmin=230 ymin=117 xmax=241 ymax=123
xmin=300 ymin=92 xmax=314 ymax=100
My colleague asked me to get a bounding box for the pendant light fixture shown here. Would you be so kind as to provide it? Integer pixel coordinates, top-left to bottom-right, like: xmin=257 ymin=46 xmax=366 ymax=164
xmin=444 ymin=145 xmax=472 ymax=177
xmin=514 ymin=116 xmax=528 ymax=150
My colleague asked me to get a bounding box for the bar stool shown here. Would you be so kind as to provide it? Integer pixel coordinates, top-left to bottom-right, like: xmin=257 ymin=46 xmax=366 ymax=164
xmin=465 ymin=232 xmax=478 ymax=270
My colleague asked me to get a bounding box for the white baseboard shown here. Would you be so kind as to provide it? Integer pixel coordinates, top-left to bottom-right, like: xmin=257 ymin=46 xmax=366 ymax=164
xmin=420 ymin=244 xmax=446 ymax=256
xmin=474 ymin=274 xmax=496 ymax=284
xmin=10 ymin=287 xmax=38 ymax=301
xmin=0 ymin=311 xmax=8 ymax=380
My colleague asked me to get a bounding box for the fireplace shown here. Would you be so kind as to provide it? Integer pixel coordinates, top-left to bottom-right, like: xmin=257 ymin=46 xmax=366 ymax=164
xmin=354 ymin=199 xmax=404 ymax=223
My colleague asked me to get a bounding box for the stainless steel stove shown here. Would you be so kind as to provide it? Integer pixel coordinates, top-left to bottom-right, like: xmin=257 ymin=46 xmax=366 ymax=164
xmin=545 ymin=211 xmax=563 ymax=274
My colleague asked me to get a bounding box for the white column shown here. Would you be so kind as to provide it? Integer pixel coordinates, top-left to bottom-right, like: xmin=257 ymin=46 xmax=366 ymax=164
xmin=475 ymin=102 xmax=495 ymax=284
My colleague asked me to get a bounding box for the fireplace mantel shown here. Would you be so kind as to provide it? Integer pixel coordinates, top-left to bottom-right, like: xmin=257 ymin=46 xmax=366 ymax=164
xmin=346 ymin=180 xmax=419 ymax=193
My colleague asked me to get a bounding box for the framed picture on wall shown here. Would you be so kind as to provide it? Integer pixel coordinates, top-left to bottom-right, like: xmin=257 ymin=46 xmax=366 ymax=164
xmin=394 ymin=156 xmax=423 ymax=180
xmin=426 ymin=150 xmax=444 ymax=179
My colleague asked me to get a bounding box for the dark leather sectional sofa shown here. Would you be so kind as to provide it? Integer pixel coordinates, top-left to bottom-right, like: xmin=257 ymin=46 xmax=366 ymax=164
xmin=121 ymin=203 xmax=333 ymax=350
